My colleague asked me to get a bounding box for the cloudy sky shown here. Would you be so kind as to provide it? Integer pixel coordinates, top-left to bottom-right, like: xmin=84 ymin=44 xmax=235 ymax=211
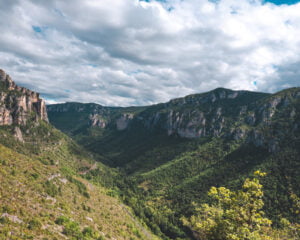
xmin=0 ymin=0 xmax=300 ymax=106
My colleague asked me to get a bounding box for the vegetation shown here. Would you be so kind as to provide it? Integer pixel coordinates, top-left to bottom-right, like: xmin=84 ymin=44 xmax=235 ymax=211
xmin=182 ymin=171 xmax=273 ymax=240
xmin=61 ymin=88 xmax=299 ymax=239
xmin=0 ymin=122 xmax=156 ymax=239
xmin=1 ymin=87 xmax=299 ymax=239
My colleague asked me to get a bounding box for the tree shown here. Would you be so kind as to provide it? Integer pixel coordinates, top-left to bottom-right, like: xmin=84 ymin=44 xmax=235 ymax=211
xmin=182 ymin=171 xmax=272 ymax=240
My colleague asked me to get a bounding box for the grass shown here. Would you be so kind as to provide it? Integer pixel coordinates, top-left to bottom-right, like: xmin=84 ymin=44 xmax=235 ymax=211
xmin=0 ymin=128 xmax=159 ymax=240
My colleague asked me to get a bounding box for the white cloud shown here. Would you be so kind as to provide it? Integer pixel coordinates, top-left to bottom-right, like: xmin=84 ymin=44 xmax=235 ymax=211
xmin=0 ymin=0 xmax=299 ymax=106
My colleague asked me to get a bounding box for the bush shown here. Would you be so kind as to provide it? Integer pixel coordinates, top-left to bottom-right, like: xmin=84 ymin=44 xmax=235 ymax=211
xmin=43 ymin=180 xmax=59 ymax=197
xmin=55 ymin=216 xmax=70 ymax=225
xmin=67 ymin=176 xmax=90 ymax=198
xmin=182 ymin=171 xmax=272 ymax=240
xmin=63 ymin=221 xmax=81 ymax=237
xmin=82 ymin=227 xmax=94 ymax=237
xmin=28 ymin=218 xmax=42 ymax=230
xmin=30 ymin=172 xmax=39 ymax=179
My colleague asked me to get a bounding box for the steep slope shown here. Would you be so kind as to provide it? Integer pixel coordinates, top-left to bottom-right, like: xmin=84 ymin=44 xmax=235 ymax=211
xmin=47 ymin=88 xmax=270 ymax=168
xmin=127 ymin=87 xmax=300 ymax=238
xmin=0 ymin=69 xmax=48 ymax=125
xmin=48 ymin=87 xmax=300 ymax=239
xmin=0 ymin=144 xmax=158 ymax=240
xmin=47 ymin=102 xmax=145 ymax=135
xmin=48 ymin=87 xmax=300 ymax=167
xmin=0 ymin=69 xmax=158 ymax=240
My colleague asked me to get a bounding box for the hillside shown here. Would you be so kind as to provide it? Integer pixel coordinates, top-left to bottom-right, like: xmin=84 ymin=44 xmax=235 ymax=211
xmin=48 ymin=87 xmax=300 ymax=239
xmin=1 ymin=68 xmax=299 ymax=239
xmin=0 ymin=69 xmax=158 ymax=240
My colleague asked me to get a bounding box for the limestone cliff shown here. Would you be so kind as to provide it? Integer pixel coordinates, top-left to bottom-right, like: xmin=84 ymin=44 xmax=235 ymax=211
xmin=47 ymin=102 xmax=141 ymax=132
xmin=132 ymin=88 xmax=300 ymax=152
xmin=47 ymin=87 xmax=300 ymax=153
xmin=116 ymin=113 xmax=134 ymax=130
xmin=0 ymin=69 xmax=48 ymax=126
xmin=136 ymin=88 xmax=269 ymax=138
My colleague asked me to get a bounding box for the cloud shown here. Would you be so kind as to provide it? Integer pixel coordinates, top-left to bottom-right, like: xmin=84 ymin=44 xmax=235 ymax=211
xmin=0 ymin=0 xmax=299 ymax=106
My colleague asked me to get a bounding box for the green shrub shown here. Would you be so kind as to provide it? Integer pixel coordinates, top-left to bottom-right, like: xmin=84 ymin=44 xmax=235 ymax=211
xmin=67 ymin=176 xmax=90 ymax=198
xmin=182 ymin=171 xmax=272 ymax=240
xmin=28 ymin=218 xmax=42 ymax=230
xmin=63 ymin=221 xmax=82 ymax=237
xmin=97 ymin=236 xmax=105 ymax=240
xmin=2 ymin=205 xmax=14 ymax=214
xmin=0 ymin=217 xmax=8 ymax=224
xmin=82 ymin=227 xmax=94 ymax=237
xmin=55 ymin=216 xmax=70 ymax=225
xmin=43 ymin=180 xmax=59 ymax=197
xmin=30 ymin=172 xmax=39 ymax=179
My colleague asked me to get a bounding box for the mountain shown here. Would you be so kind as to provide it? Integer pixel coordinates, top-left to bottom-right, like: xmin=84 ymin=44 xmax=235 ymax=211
xmin=1 ymin=68 xmax=299 ymax=239
xmin=47 ymin=87 xmax=300 ymax=167
xmin=0 ymin=69 xmax=158 ymax=240
xmin=0 ymin=69 xmax=48 ymax=142
xmin=48 ymin=86 xmax=300 ymax=239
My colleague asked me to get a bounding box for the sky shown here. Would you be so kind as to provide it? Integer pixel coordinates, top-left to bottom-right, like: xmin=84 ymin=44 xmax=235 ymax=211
xmin=0 ymin=0 xmax=300 ymax=106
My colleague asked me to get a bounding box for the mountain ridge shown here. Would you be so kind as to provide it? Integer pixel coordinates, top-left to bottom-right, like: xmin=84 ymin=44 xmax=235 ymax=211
xmin=47 ymin=85 xmax=300 ymax=239
xmin=1 ymin=68 xmax=299 ymax=239
xmin=47 ymin=86 xmax=299 ymax=153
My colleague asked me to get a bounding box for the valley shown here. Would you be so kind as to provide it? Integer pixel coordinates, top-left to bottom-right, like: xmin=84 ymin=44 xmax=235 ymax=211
xmin=48 ymin=85 xmax=300 ymax=239
xmin=0 ymin=69 xmax=299 ymax=239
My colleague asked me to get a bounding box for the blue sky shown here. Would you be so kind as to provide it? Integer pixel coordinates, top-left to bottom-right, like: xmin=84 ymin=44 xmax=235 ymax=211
xmin=0 ymin=0 xmax=300 ymax=106
xmin=265 ymin=0 xmax=300 ymax=4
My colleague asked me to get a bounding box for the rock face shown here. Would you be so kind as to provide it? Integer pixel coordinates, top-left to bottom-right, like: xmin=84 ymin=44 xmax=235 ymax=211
xmin=13 ymin=126 xmax=24 ymax=142
xmin=48 ymin=87 xmax=300 ymax=153
xmin=116 ymin=113 xmax=134 ymax=130
xmin=135 ymin=88 xmax=268 ymax=139
xmin=47 ymin=102 xmax=139 ymax=131
xmin=89 ymin=114 xmax=107 ymax=128
xmin=134 ymin=88 xmax=299 ymax=152
xmin=0 ymin=69 xmax=48 ymax=126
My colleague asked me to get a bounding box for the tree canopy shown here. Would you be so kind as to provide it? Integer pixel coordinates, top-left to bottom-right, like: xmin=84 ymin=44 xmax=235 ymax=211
xmin=182 ymin=171 xmax=273 ymax=240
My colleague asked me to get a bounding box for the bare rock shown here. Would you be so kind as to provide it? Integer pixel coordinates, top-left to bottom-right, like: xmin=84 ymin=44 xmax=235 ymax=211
xmin=14 ymin=126 xmax=24 ymax=142
xmin=0 ymin=69 xmax=49 ymax=126
xmin=89 ymin=114 xmax=107 ymax=128
xmin=1 ymin=213 xmax=23 ymax=224
xmin=116 ymin=113 xmax=134 ymax=130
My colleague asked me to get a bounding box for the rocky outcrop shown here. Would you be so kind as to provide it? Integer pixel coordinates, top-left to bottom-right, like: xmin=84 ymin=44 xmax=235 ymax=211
xmin=0 ymin=69 xmax=48 ymax=126
xmin=89 ymin=114 xmax=107 ymax=128
xmin=89 ymin=112 xmax=134 ymax=130
xmin=116 ymin=113 xmax=134 ymax=130
xmin=142 ymin=108 xmax=226 ymax=139
xmin=135 ymin=88 xmax=300 ymax=152
xmin=13 ymin=126 xmax=24 ymax=142
xmin=47 ymin=87 xmax=300 ymax=153
xmin=47 ymin=102 xmax=139 ymax=131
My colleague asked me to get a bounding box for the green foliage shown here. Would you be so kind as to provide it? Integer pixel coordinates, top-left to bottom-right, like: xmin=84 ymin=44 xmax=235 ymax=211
xmin=55 ymin=216 xmax=100 ymax=239
xmin=55 ymin=216 xmax=70 ymax=225
xmin=27 ymin=218 xmax=42 ymax=230
xmin=0 ymin=120 xmax=155 ymax=239
xmin=182 ymin=171 xmax=272 ymax=240
xmin=62 ymin=220 xmax=81 ymax=238
xmin=30 ymin=172 xmax=39 ymax=180
xmin=1 ymin=86 xmax=299 ymax=240
xmin=67 ymin=176 xmax=90 ymax=198
xmin=43 ymin=180 xmax=59 ymax=197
